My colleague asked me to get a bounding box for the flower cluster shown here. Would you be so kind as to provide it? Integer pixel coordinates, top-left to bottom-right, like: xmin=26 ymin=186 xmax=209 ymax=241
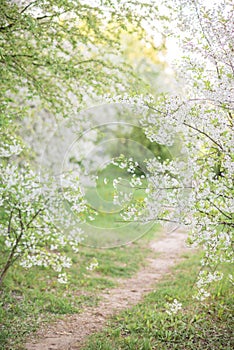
xmin=86 ymin=258 xmax=99 ymax=271
xmin=165 ymin=299 xmax=183 ymax=316
xmin=194 ymin=271 xmax=223 ymax=301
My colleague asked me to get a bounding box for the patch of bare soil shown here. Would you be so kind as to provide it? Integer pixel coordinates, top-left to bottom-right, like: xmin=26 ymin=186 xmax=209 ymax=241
xmin=25 ymin=229 xmax=192 ymax=350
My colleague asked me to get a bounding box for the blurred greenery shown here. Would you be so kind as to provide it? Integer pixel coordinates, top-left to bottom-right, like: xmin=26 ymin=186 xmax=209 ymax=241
xmin=82 ymin=162 xmax=158 ymax=247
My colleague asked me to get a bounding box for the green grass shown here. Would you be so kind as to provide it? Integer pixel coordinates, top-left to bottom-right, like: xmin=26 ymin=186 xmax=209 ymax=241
xmin=0 ymin=221 xmax=160 ymax=350
xmin=83 ymin=253 xmax=234 ymax=350
xmin=83 ymin=164 xmax=152 ymax=248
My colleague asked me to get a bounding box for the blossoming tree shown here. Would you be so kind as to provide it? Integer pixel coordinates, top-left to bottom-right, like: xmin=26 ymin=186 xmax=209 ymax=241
xmin=0 ymin=0 xmax=157 ymax=286
xmin=111 ymin=0 xmax=233 ymax=299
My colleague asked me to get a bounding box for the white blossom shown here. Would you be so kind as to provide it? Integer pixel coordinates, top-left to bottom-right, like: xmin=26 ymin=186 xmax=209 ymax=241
xmin=166 ymin=299 xmax=182 ymax=316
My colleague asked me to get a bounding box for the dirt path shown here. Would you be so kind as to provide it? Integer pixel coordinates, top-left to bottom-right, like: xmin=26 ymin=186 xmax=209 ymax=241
xmin=25 ymin=229 xmax=192 ymax=350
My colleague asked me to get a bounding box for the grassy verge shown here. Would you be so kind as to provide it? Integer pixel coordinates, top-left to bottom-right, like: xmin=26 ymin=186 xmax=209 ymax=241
xmin=83 ymin=252 xmax=234 ymax=350
xmin=0 ymin=222 xmax=159 ymax=350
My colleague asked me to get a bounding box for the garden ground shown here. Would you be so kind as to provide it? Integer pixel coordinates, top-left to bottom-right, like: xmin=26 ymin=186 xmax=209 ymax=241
xmin=24 ymin=229 xmax=191 ymax=349
xmin=1 ymin=227 xmax=233 ymax=350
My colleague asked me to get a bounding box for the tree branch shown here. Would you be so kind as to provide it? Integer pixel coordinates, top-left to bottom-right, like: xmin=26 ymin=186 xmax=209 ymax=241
xmin=183 ymin=122 xmax=223 ymax=150
xmin=20 ymin=1 xmax=38 ymax=14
